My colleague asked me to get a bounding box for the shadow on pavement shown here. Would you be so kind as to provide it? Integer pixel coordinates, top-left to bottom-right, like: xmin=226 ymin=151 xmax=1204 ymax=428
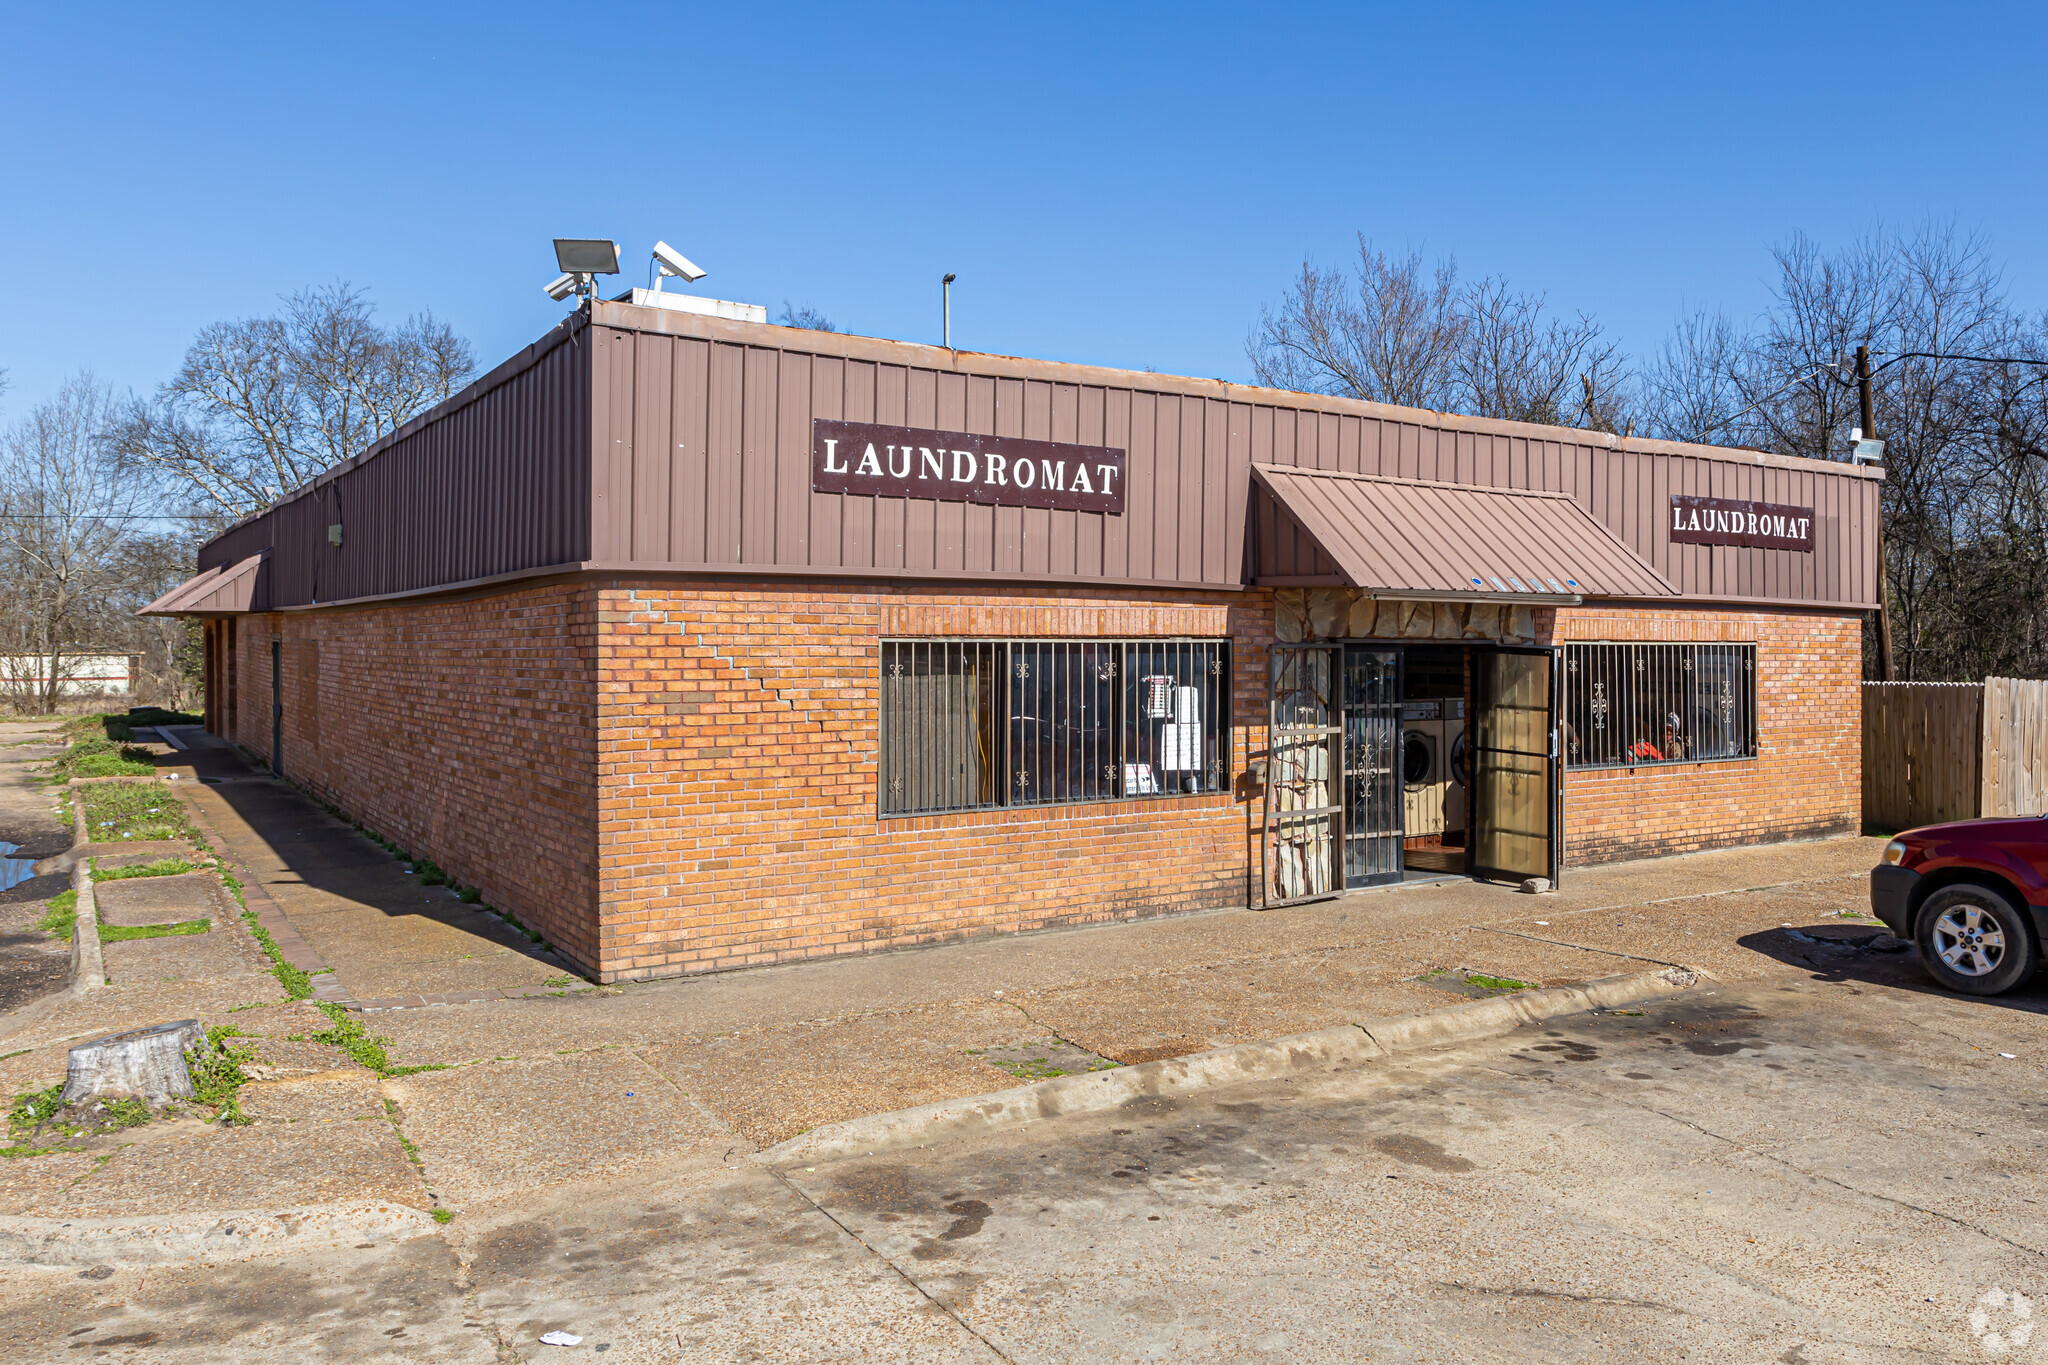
xmin=1737 ymin=922 xmax=2048 ymax=1017
xmin=149 ymin=730 xmax=572 ymax=995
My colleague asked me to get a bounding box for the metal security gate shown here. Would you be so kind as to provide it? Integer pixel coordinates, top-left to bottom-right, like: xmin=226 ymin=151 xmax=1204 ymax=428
xmin=1470 ymin=646 xmax=1559 ymax=885
xmin=1264 ymin=645 xmax=1341 ymax=905
xmin=1341 ymin=646 xmax=1402 ymax=888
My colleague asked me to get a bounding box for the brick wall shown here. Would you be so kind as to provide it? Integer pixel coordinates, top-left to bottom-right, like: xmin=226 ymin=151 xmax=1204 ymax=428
xmin=227 ymin=583 xmax=602 ymax=967
xmin=1555 ymin=606 xmax=1863 ymax=865
xmin=214 ymin=579 xmax=1864 ymax=983
xmin=594 ymin=581 xmax=1275 ymax=982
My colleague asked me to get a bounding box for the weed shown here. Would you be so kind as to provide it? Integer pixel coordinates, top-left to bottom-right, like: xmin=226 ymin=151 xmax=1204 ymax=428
xmin=310 ymin=1003 xmax=447 ymax=1079
xmin=100 ymin=918 xmax=210 ymax=943
xmin=0 ymin=1049 xmax=29 ymax=1062
xmin=226 ymin=1001 xmax=268 ymax=1013
xmin=7 ymin=1084 xmax=65 ymax=1141
xmin=187 ymin=1026 xmax=258 ymax=1126
xmin=382 ymin=1097 xmax=423 ymax=1167
xmin=542 ymin=974 xmax=573 ymax=988
xmin=34 ymin=890 xmax=78 ymax=941
xmin=457 ymin=885 xmax=480 ymax=903
xmin=411 ymin=859 xmax=449 ymax=886
xmin=231 ymin=884 xmax=312 ymax=1000
xmin=431 ymin=1207 xmax=453 ymax=1224
xmin=91 ymin=858 xmax=197 ymax=882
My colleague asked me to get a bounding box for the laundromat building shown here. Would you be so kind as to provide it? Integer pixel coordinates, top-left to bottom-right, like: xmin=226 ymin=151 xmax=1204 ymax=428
xmin=145 ymin=296 xmax=1883 ymax=983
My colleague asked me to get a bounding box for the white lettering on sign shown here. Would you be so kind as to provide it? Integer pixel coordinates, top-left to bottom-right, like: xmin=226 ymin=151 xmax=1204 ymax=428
xmin=1668 ymin=495 xmax=1814 ymax=552
xmin=813 ymin=418 xmax=1127 ymax=514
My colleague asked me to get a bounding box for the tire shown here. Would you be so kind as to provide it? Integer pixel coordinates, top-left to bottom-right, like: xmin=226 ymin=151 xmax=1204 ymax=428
xmin=1915 ymin=883 xmax=2041 ymax=997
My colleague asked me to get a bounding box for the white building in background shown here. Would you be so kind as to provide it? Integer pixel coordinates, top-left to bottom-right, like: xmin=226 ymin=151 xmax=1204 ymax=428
xmin=0 ymin=654 xmax=137 ymax=698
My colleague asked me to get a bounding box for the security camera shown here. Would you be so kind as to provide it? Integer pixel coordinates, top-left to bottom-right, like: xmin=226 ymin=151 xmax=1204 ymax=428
xmin=652 ymin=241 xmax=706 ymax=283
xmin=544 ymin=273 xmax=580 ymax=302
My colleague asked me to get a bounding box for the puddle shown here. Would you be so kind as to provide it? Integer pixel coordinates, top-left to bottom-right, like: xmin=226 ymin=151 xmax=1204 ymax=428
xmin=0 ymin=842 xmax=40 ymax=892
xmin=968 ymin=1039 xmax=1120 ymax=1080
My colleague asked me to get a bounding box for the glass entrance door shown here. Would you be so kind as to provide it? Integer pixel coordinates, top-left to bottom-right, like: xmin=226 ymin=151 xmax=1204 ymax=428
xmin=1264 ymin=646 xmax=1341 ymax=905
xmin=1471 ymin=647 xmax=1559 ymax=883
xmin=1342 ymin=646 xmax=1402 ymax=887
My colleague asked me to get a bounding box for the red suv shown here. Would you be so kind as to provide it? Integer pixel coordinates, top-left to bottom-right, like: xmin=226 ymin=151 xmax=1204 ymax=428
xmin=1871 ymin=818 xmax=2048 ymax=996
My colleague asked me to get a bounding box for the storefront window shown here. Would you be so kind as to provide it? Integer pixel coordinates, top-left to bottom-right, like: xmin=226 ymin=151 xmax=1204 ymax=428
xmin=880 ymin=639 xmax=1229 ymax=816
xmin=1562 ymin=642 xmax=1756 ymax=769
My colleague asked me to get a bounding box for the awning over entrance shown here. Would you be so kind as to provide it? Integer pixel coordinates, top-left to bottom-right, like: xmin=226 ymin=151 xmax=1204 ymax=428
xmin=138 ymin=552 xmax=268 ymax=617
xmin=1251 ymin=466 xmax=1676 ymax=603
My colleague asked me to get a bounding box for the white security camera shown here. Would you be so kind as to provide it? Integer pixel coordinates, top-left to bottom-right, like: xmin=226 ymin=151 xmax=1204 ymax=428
xmin=652 ymin=241 xmax=706 ymax=283
xmin=544 ymin=273 xmax=580 ymax=302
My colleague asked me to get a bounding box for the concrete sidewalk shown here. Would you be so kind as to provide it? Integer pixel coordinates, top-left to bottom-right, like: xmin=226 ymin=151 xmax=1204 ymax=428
xmin=0 ymin=718 xmax=1899 ymax=1248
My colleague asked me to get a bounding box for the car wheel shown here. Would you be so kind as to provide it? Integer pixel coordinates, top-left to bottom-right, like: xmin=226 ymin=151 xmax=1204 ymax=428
xmin=1915 ymin=883 xmax=2040 ymax=996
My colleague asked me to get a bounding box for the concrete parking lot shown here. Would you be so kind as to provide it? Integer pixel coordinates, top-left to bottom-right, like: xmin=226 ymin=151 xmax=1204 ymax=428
xmin=7 ymin=931 xmax=2044 ymax=1363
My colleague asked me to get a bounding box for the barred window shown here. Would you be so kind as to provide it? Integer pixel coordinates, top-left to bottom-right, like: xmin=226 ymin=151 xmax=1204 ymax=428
xmin=879 ymin=639 xmax=1229 ymax=816
xmin=1563 ymin=642 xmax=1755 ymax=769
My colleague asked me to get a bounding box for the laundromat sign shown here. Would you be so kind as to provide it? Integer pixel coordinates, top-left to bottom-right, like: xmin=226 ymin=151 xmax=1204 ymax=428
xmin=1669 ymin=494 xmax=1815 ymax=552
xmin=812 ymin=419 xmax=1126 ymax=515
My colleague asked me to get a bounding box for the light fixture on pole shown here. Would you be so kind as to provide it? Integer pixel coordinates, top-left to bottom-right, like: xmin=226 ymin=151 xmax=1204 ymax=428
xmin=650 ymin=241 xmax=706 ymax=293
xmin=942 ymin=273 xmax=956 ymax=350
xmin=545 ymin=239 xmax=621 ymax=303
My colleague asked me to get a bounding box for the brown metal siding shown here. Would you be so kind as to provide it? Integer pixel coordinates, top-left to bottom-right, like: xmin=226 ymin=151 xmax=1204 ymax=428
xmin=198 ymin=302 xmax=1879 ymax=612
xmin=586 ymin=324 xmax=1255 ymax=589
xmin=202 ymin=325 xmax=591 ymax=605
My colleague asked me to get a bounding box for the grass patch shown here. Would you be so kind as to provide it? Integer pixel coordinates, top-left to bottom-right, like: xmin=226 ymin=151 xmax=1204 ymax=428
xmin=34 ymin=889 xmax=78 ymax=942
xmin=51 ymin=737 xmax=158 ymax=780
xmin=91 ymin=857 xmax=197 ymax=882
xmin=77 ymin=781 xmax=191 ymax=843
xmin=431 ymin=1207 xmax=453 ymax=1224
xmin=3 ymin=1084 xmax=153 ymax=1150
xmin=311 ymin=1003 xmax=446 ymax=1078
xmin=1463 ymin=973 xmax=1535 ymax=993
xmin=100 ymin=918 xmax=209 ymax=942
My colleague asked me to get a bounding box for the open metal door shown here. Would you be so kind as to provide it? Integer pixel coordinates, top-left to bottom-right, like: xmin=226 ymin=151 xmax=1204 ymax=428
xmin=1263 ymin=645 xmax=1341 ymax=906
xmin=1341 ymin=646 xmax=1403 ymax=888
xmin=1470 ymin=646 xmax=1559 ymax=884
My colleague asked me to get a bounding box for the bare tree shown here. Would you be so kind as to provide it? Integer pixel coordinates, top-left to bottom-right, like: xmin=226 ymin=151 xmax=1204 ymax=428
xmin=1248 ymin=241 xmax=1465 ymax=409
xmin=778 ymin=301 xmax=837 ymax=332
xmin=1456 ymin=277 xmax=1626 ymax=428
xmin=112 ymin=284 xmax=475 ymax=519
xmin=1639 ymin=309 xmax=1748 ymax=444
xmin=0 ymin=374 xmax=148 ymax=715
xmin=1248 ymin=240 xmax=1629 ymax=430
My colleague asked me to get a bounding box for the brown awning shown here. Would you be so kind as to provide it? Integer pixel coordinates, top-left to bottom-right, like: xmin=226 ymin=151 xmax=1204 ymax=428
xmin=138 ymin=552 xmax=267 ymax=617
xmin=1253 ymin=466 xmax=1676 ymax=602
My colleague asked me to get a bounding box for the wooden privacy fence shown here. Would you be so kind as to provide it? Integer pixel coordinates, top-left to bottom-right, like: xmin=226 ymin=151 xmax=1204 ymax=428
xmin=1862 ymin=678 xmax=2048 ymax=829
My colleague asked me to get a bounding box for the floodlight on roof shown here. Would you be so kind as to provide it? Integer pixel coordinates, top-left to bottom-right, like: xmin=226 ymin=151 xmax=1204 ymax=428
xmin=554 ymin=238 xmax=621 ymax=274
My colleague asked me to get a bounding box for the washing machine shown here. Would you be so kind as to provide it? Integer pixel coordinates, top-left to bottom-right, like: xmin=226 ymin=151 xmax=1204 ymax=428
xmin=1400 ymin=701 xmax=1446 ymax=837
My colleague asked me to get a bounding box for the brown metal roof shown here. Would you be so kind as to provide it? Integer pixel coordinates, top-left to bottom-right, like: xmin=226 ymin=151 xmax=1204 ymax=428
xmin=139 ymin=552 xmax=267 ymax=616
xmin=1252 ymin=466 xmax=1676 ymax=601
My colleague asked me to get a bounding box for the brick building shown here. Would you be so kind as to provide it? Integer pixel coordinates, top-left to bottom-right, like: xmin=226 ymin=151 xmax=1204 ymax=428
xmin=145 ymin=296 xmax=1882 ymax=982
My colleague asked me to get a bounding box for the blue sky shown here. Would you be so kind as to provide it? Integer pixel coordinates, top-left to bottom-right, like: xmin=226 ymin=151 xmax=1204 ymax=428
xmin=3 ymin=2 xmax=2043 ymax=415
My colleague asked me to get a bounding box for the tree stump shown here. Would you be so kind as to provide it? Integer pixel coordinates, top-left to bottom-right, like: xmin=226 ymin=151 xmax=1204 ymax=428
xmin=61 ymin=1020 xmax=209 ymax=1105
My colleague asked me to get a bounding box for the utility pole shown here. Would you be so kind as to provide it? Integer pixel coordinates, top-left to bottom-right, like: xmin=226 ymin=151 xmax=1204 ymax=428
xmin=1859 ymin=343 xmax=1898 ymax=681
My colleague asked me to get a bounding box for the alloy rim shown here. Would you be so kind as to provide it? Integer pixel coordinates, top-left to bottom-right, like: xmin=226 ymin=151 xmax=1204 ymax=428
xmin=1932 ymin=905 xmax=2006 ymax=977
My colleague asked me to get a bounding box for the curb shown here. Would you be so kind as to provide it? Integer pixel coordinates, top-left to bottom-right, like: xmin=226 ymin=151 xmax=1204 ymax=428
xmin=0 ymin=1201 xmax=440 ymax=1268
xmin=66 ymin=784 xmax=104 ymax=999
xmin=758 ymin=967 xmax=1700 ymax=1167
